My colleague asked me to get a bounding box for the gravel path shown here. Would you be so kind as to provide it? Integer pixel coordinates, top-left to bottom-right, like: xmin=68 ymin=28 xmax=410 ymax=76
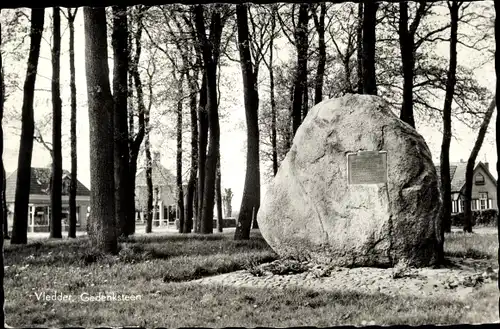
xmin=187 ymin=258 xmax=498 ymax=299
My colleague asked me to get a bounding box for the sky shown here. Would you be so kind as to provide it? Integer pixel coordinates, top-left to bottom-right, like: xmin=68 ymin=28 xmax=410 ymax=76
xmin=2 ymin=4 xmax=497 ymax=213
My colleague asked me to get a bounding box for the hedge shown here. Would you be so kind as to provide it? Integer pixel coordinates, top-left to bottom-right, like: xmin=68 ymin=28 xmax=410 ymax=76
xmin=450 ymin=209 xmax=497 ymax=227
xmin=175 ymin=217 xmax=237 ymax=230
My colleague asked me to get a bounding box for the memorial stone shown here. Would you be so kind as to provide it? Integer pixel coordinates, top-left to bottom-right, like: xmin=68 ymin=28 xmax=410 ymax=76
xmin=257 ymin=94 xmax=441 ymax=267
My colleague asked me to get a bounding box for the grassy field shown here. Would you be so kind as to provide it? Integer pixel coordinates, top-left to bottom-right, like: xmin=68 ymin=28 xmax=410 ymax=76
xmin=4 ymin=229 xmax=499 ymax=327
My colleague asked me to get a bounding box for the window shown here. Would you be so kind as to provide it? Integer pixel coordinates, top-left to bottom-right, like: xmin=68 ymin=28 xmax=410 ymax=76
xmin=459 ymin=200 xmax=464 ymax=213
xmin=479 ymin=192 xmax=488 ymax=210
xmin=33 ymin=206 xmax=49 ymax=226
xmin=475 ymin=174 xmax=485 ymax=185
xmin=471 ymin=199 xmax=477 ymax=210
xmin=28 ymin=205 xmax=34 ymax=226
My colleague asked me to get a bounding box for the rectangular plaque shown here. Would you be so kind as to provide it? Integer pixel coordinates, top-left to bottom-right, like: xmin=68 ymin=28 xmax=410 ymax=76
xmin=347 ymin=151 xmax=388 ymax=185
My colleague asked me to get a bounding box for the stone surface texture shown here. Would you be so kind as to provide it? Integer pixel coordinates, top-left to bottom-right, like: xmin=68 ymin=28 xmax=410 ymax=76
xmin=257 ymin=94 xmax=441 ymax=267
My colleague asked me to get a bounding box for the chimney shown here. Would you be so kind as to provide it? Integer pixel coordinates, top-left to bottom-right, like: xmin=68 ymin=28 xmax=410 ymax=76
xmin=484 ymin=162 xmax=489 ymax=170
xmin=460 ymin=159 xmax=464 ymax=163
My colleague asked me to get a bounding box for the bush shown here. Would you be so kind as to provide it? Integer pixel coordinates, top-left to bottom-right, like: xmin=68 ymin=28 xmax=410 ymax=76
xmin=175 ymin=218 xmax=238 ymax=230
xmin=476 ymin=209 xmax=497 ymax=225
xmin=450 ymin=209 xmax=497 ymax=227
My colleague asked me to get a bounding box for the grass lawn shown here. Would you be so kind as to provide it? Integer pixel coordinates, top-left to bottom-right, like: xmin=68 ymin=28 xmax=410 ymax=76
xmin=4 ymin=228 xmax=499 ymax=327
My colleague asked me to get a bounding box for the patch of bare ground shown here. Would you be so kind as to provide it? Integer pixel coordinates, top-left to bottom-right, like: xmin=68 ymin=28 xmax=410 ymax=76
xmin=189 ymin=228 xmax=499 ymax=303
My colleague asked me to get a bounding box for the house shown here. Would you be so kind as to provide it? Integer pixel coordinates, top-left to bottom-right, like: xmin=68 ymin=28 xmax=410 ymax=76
xmin=436 ymin=161 xmax=497 ymax=214
xmin=134 ymin=152 xmax=180 ymax=227
xmin=5 ymin=167 xmax=91 ymax=232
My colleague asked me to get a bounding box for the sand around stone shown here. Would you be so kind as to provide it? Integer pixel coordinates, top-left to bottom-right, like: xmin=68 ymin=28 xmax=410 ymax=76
xmin=186 ymin=258 xmax=498 ymax=299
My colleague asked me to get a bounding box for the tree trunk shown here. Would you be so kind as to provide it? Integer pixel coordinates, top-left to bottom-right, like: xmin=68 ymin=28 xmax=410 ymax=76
xmin=195 ymin=5 xmax=223 ymax=234
xmin=440 ymin=1 xmax=461 ymax=246
xmin=302 ymin=76 xmax=309 ymax=119
xmin=362 ymin=1 xmax=378 ymax=95
xmin=193 ymin=179 xmax=198 ymax=232
xmin=264 ymin=5 xmax=278 ymax=175
xmin=144 ymin=121 xmax=153 ymax=234
xmin=291 ymin=4 xmax=309 ymax=136
xmin=463 ymin=97 xmax=496 ymax=233
xmin=284 ymin=84 xmax=294 ymax=153
xmin=495 ymin=4 xmax=500 ymax=319
xmin=67 ymin=8 xmax=78 ymax=239
xmin=196 ymin=76 xmax=208 ymax=234
xmin=399 ymin=1 xmax=416 ymax=128
xmin=83 ymin=7 xmax=117 ymax=253
xmin=50 ymin=7 xmax=63 ymax=239
xmin=184 ymin=71 xmax=198 ymax=234
xmin=235 ymin=4 xmax=261 ymax=240
xmin=343 ymin=57 xmax=353 ymax=94
xmin=112 ymin=6 xmax=130 ymax=238
xmin=2 ymin=166 xmax=8 ymax=239
xmin=1 ymin=22 xmax=8 ymax=241
xmin=356 ymin=2 xmax=363 ymax=94
xmin=0 ymin=17 xmax=6 ymax=325
xmin=11 ymin=9 xmax=44 ymax=245
xmin=269 ymin=14 xmax=278 ymax=176
xmin=127 ymin=8 xmax=146 ymax=236
xmin=223 ymin=189 xmax=233 ymax=218
xmin=314 ymin=3 xmax=326 ymax=105
xmin=176 ymin=77 xmax=185 ymax=233
xmin=153 ymin=187 xmax=158 ymax=227
xmin=215 ymin=154 xmax=223 ymax=233
xmin=127 ymin=160 xmax=138 ymax=234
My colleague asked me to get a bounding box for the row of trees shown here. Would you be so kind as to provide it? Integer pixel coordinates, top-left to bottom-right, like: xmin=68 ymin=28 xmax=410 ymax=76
xmin=1 ymin=8 xmax=82 ymax=244
xmin=0 ymin=0 xmax=497 ymax=323
xmin=0 ymin=2 xmax=496 ymax=253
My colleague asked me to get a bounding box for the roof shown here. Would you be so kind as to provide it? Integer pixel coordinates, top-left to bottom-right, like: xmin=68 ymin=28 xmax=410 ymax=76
xmin=134 ymin=163 xmax=191 ymax=210
xmin=135 ymin=163 xmax=176 ymax=187
xmin=5 ymin=167 xmax=91 ymax=202
xmin=435 ymin=161 xmax=496 ymax=193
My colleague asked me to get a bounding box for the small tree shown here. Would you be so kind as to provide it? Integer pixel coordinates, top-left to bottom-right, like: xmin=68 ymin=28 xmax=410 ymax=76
xmin=463 ymin=97 xmax=496 ymax=233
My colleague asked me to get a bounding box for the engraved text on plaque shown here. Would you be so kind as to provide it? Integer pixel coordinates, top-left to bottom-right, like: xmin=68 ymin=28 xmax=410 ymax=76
xmin=347 ymin=151 xmax=387 ymax=184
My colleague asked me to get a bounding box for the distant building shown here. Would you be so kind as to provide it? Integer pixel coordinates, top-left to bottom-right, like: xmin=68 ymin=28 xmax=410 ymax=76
xmin=5 ymin=167 xmax=91 ymax=232
xmin=436 ymin=161 xmax=497 ymax=213
xmin=134 ymin=152 xmax=181 ymax=227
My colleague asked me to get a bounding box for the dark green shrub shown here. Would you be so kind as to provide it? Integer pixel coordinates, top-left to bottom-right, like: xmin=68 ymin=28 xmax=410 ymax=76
xmin=476 ymin=209 xmax=497 ymax=225
xmin=450 ymin=209 xmax=497 ymax=227
xmin=175 ymin=218 xmax=237 ymax=230
xmin=450 ymin=212 xmax=465 ymax=227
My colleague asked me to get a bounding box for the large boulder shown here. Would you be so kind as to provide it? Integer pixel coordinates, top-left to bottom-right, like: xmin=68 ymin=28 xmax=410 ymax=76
xmin=258 ymin=94 xmax=441 ymax=268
